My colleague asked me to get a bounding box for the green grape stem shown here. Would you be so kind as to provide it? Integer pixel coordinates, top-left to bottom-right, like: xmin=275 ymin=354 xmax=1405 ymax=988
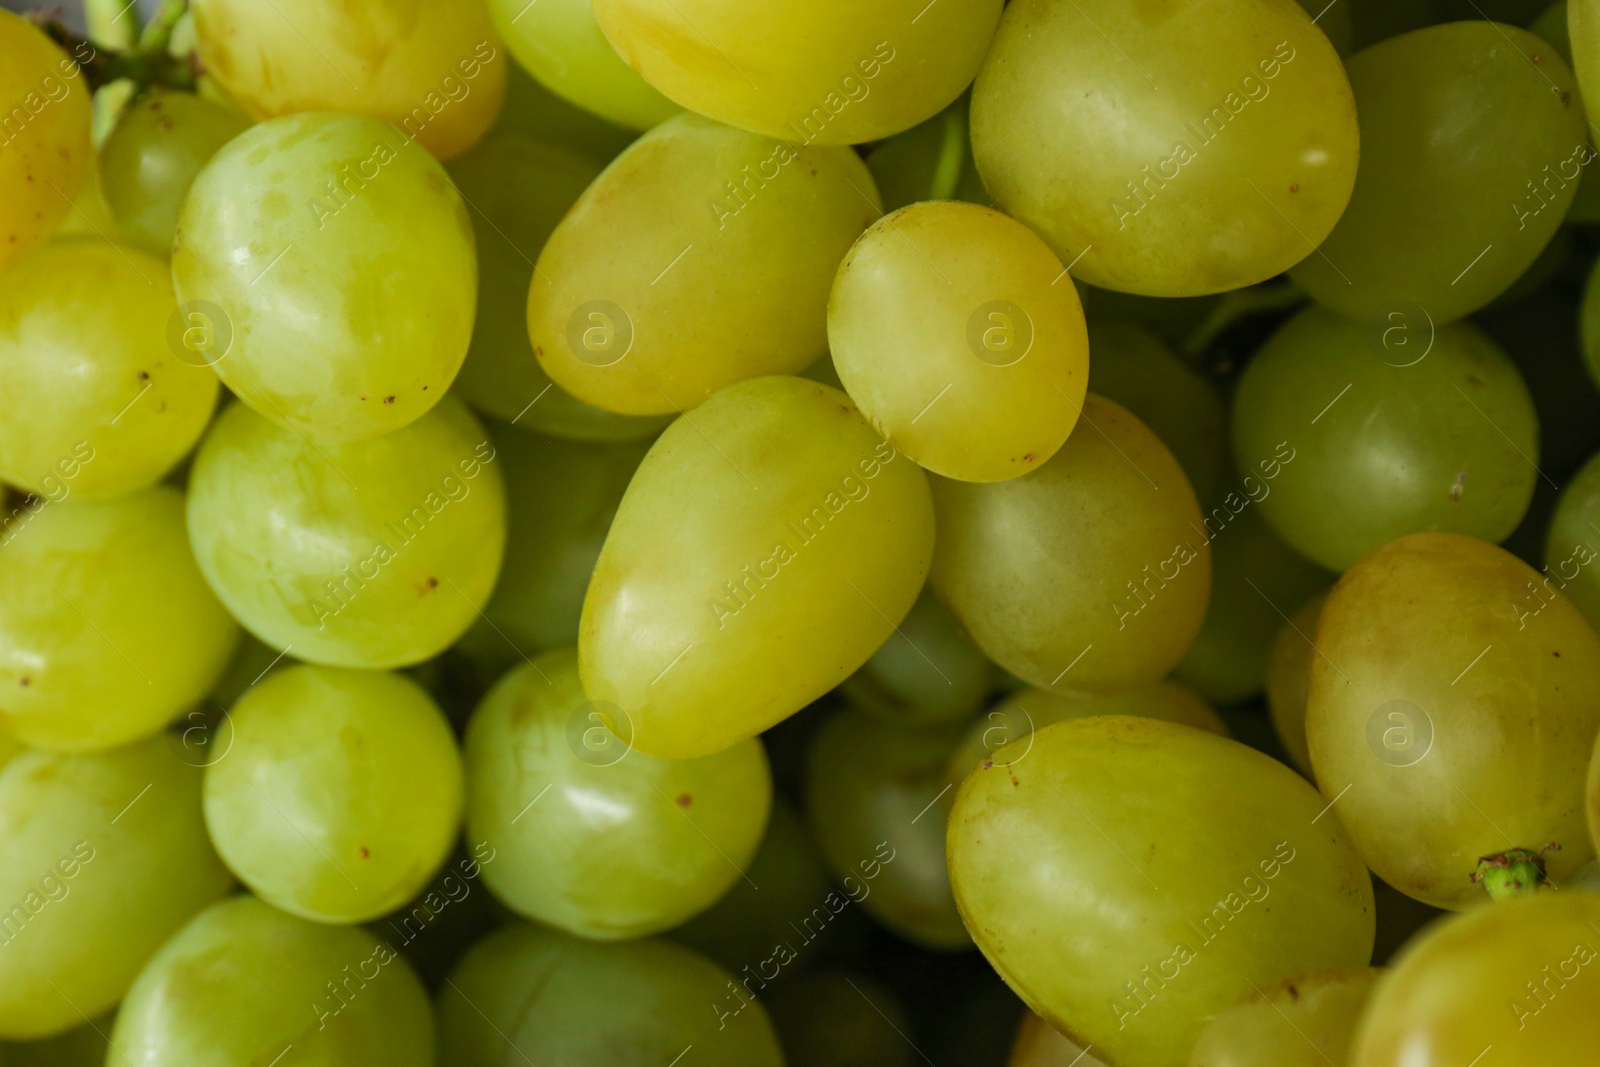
xmin=1180 ymin=280 xmax=1308 ymax=359
xmin=928 ymin=107 xmax=967 ymax=202
xmin=1473 ymin=848 xmax=1549 ymax=901
xmin=39 ymin=13 xmax=198 ymax=94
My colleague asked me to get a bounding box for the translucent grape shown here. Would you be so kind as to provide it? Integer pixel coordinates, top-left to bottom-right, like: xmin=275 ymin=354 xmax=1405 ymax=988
xmin=185 ymin=397 xmax=506 ymax=669
xmin=1265 ymin=592 xmax=1327 ymax=777
xmin=172 ymin=112 xmax=477 ymax=442
xmin=1188 ymin=967 xmax=1383 ymax=1067
xmin=828 ymin=200 xmax=1089 ymax=483
xmin=838 ymin=587 xmax=996 ymax=728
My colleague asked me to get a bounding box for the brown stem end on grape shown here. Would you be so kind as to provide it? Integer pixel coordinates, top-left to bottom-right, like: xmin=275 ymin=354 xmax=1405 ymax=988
xmin=1471 ymin=847 xmax=1550 ymax=902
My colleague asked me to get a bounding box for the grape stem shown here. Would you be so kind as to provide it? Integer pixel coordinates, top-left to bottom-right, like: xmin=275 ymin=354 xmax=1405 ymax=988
xmin=927 ymin=107 xmax=968 ymax=203
xmin=1179 ymin=280 xmax=1308 ymax=359
xmin=36 ymin=7 xmax=198 ymax=94
xmin=1472 ymin=848 xmax=1549 ymax=901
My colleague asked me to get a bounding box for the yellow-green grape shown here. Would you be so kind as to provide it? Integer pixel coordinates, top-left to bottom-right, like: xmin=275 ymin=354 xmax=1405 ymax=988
xmin=805 ymin=708 xmax=969 ymax=949
xmin=1188 ymin=967 xmax=1383 ymax=1067
xmin=1543 ymin=451 xmax=1600 ymax=629
xmin=1573 ymin=856 xmax=1600 ymax=888
xmin=1232 ymin=306 xmax=1539 ymax=572
xmin=1010 ymin=1012 xmax=1110 ymax=1067
xmin=1266 ymin=592 xmax=1328 ymax=778
xmin=529 ymin=112 xmax=879 ymax=416
xmin=767 ymin=971 xmax=913 ymax=1067
xmin=1350 ymin=894 xmax=1600 ymax=1066
xmin=948 ymin=682 xmax=1227 ymax=781
xmin=930 ymin=394 xmax=1211 ymax=693
xmin=1174 ymin=509 xmax=1333 ymax=706
xmin=173 ymin=112 xmax=476 ymax=442
xmin=839 ymin=587 xmax=996 ymax=728
xmin=112 ymin=895 xmax=433 ymax=1065
xmin=0 ymin=487 xmax=240 ymax=752
xmin=865 ymin=98 xmax=991 ymax=212
xmin=1307 ymin=533 xmax=1600 ymax=909
xmin=948 ymin=716 xmax=1376 ymax=1067
xmin=1086 ymin=321 xmax=1226 ymax=507
xmin=203 ymin=666 xmax=463 ymax=923
xmin=464 ymin=649 xmax=771 ymax=939
xmin=190 ymin=0 xmax=505 ymax=160
xmin=1571 ymin=0 xmax=1600 ymax=121
xmin=0 ymin=719 xmax=22 ymax=773
xmin=828 ymin=201 xmax=1089 ymax=483
xmin=448 ymin=133 xmax=670 ymax=441
xmin=971 ymin=0 xmax=1357 ymax=296
xmin=581 ymin=376 xmax=935 ymax=759
xmin=1591 ymin=714 xmax=1600 ymax=857
xmin=1537 ymin=0 xmax=1574 ymax=61
xmin=0 ymin=738 xmax=232 ymax=1039
xmin=0 ymin=240 xmax=218 ymax=500
xmin=98 ymin=90 xmax=251 ymax=256
xmin=487 ymin=0 xmax=679 ymax=130
xmin=0 ymin=12 xmax=92 ymax=276
xmin=186 ymin=397 xmax=506 ymax=669
xmin=493 ymin=61 xmax=637 ymax=163
xmin=1 ymin=1015 xmax=109 ymax=1066
xmin=1291 ymin=23 xmax=1587 ymax=323
xmin=365 ymin=845 xmax=502 ymax=988
xmin=437 ymin=922 xmax=784 ymax=1065
xmin=591 ymin=0 xmax=1002 ymax=144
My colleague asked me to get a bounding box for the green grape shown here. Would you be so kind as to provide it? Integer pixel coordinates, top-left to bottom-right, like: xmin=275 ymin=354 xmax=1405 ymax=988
xmin=1307 ymin=533 xmax=1600 ymax=909
xmin=1010 ymin=1012 xmax=1110 ymax=1067
xmin=0 ymin=12 xmax=92 ymax=276
xmin=591 ymin=0 xmax=1002 ymax=144
xmin=112 ymin=895 xmax=433 ymax=1065
xmin=492 ymin=62 xmax=637 ymax=163
xmin=0 ymin=738 xmax=232 ymax=1039
xmin=172 ymin=112 xmax=477 ymax=442
xmin=0 ymin=720 xmax=22 ymax=774
xmin=929 ymin=393 xmax=1211 ymax=693
xmin=1086 ymin=321 xmax=1227 ymax=504
xmin=0 ymin=487 xmax=240 ymax=752
xmin=190 ymin=0 xmax=505 ymax=160
xmin=1174 ymin=508 xmax=1333 ymax=706
xmin=805 ymin=708 xmax=969 ymax=949
xmin=1535 ymin=0 xmax=1574 ymax=61
xmin=185 ymin=397 xmax=506 ymax=669
xmin=465 ymin=649 xmax=770 ymax=939
xmin=767 ymin=971 xmax=913 ymax=1067
xmin=203 ymin=665 xmax=463 ymax=923
xmin=1 ymin=1014 xmax=109 ymax=1066
xmin=581 ymin=376 xmax=935 ymax=759
xmin=0 ymin=240 xmax=218 ymax=501
xmin=1572 ymin=856 xmax=1600 ymax=888
xmin=1232 ymin=306 xmax=1539 ymax=572
xmin=484 ymin=424 xmax=651 ymax=652
xmin=487 ymin=0 xmax=680 ymax=130
xmin=1265 ymin=592 xmax=1328 ymax=778
xmin=529 ymin=112 xmax=879 ymax=416
xmin=367 ymin=844 xmax=503 ymax=989
xmin=1543 ymin=450 xmax=1600 ymax=629
xmin=839 ymin=587 xmax=995 ymax=728
xmin=437 ymin=921 xmax=784 ymax=1065
xmin=865 ymin=98 xmax=991 ymax=213
xmin=971 ymin=0 xmax=1358 ymax=297
xmin=1351 ymin=0 xmax=1443 ymax=47
xmin=205 ymin=634 xmax=293 ymax=711
xmin=947 ymin=716 xmax=1376 ymax=1067
xmin=447 ymin=133 xmax=669 ymax=441
xmin=1188 ymin=967 xmax=1382 ymax=1067
xmin=1350 ymin=893 xmax=1600 ymax=1066
xmin=828 ymin=200 xmax=1090 ymax=483
xmin=1290 ymin=23 xmax=1587 ymax=323
xmin=98 ymin=89 xmax=250 ymax=256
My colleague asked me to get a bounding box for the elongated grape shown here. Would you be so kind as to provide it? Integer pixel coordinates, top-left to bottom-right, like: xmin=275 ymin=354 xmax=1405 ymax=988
xmin=1307 ymin=533 xmax=1600 ymax=908
xmin=767 ymin=971 xmax=913 ymax=1067
xmin=0 ymin=12 xmax=92 ymax=276
xmin=866 ymin=99 xmax=991 ymax=213
xmin=1291 ymin=22 xmax=1587 ymax=323
xmin=464 ymin=649 xmax=770 ymax=939
xmin=173 ymin=112 xmax=476 ymax=442
xmin=947 ymin=716 xmax=1375 ymax=1067
xmin=591 ymin=0 xmax=1002 ymax=144
xmin=437 ymin=922 xmax=784 ymax=1065
xmin=0 ymin=738 xmax=232 ymax=1039
xmin=828 ymin=201 xmax=1088 ymax=483
xmin=930 ymin=394 xmax=1211 ymax=692
xmin=487 ymin=0 xmax=679 ymax=130
xmin=1542 ymin=457 xmax=1600 ymax=626
xmin=0 ymin=240 xmax=218 ymax=500
xmin=530 ymin=113 xmax=879 ymax=415
xmin=1233 ymin=306 xmax=1539 ymax=572
xmin=839 ymin=588 xmax=995 ymax=728
xmin=1568 ymin=0 xmax=1600 ymax=131
xmin=185 ymin=397 xmax=506 ymax=669
xmin=1265 ymin=592 xmax=1327 ymax=777
xmin=204 ymin=666 xmax=463 ymax=923
xmin=112 ymin=895 xmax=433 ymax=1065
xmin=971 ymin=0 xmax=1358 ymax=296
xmin=190 ymin=0 xmax=506 ymax=160
xmin=1188 ymin=967 xmax=1383 ymax=1067
xmin=581 ymin=377 xmax=934 ymax=759
xmin=0 ymin=487 xmax=240 ymax=752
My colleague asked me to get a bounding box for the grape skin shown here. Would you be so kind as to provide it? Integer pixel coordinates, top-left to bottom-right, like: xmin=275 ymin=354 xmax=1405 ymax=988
xmin=1187 ymin=967 xmax=1384 ymax=1067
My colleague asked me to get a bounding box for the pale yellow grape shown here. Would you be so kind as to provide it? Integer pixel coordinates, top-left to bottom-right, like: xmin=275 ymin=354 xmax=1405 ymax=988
xmin=1188 ymin=967 xmax=1383 ymax=1067
xmin=1266 ymin=592 xmax=1326 ymax=777
xmin=0 ymin=738 xmax=232 ymax=1039
xmin=971 ymin=0 xmax=1358 ymax=296
xmin=172 ymin=112 xmax=476 ymax=442
xmin=591 ymin=0 xmax=1002 ymax=144
xmin=0 ymin=241 xmax=218 ymax=500
xmin=828 ymin=201 xmax=1088 ymax=483
xmin=0 ymin=487 xmax=240 ymax=752
xmin=531 ymin=112 xmax=879 ymax=415
xmin=930 ymin=394 xmax=1211 ymax=692
xmin=580 ymin=376 xmax=934 ymax=759
xmin=191 ymin=0 xmax=506 ymax=160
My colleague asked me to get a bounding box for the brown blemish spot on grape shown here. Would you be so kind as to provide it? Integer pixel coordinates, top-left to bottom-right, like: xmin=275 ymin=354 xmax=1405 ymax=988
xmin=138 ymin=371 xmax=149 ymax=380
xmin=1286 ymin=982 xmax=1300 ymax=1002
xmin=426 ymin=577 xmax=439 ymax=589
xmin=358 ymin=846 xmax=370 ymax=859
xmin=1465 ymin=374 xmax=1483 ymax=387
xmin=1289 ymin=183 xmax=1300 ymax=193
xmin=675 ymin=793 xmax=693 ymax=808
xmin=383 ymin=395 xmax=395 ymax=404
xmin=19 ymin=677 xmax=30 ymax=687
xmin=1023 ymin=453 xmax=1035 ymax=462
xmin=534 ymin=346 xmax=543 ymax=356
xmin=1555 ymin=650 xmax=1562 ymax=657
